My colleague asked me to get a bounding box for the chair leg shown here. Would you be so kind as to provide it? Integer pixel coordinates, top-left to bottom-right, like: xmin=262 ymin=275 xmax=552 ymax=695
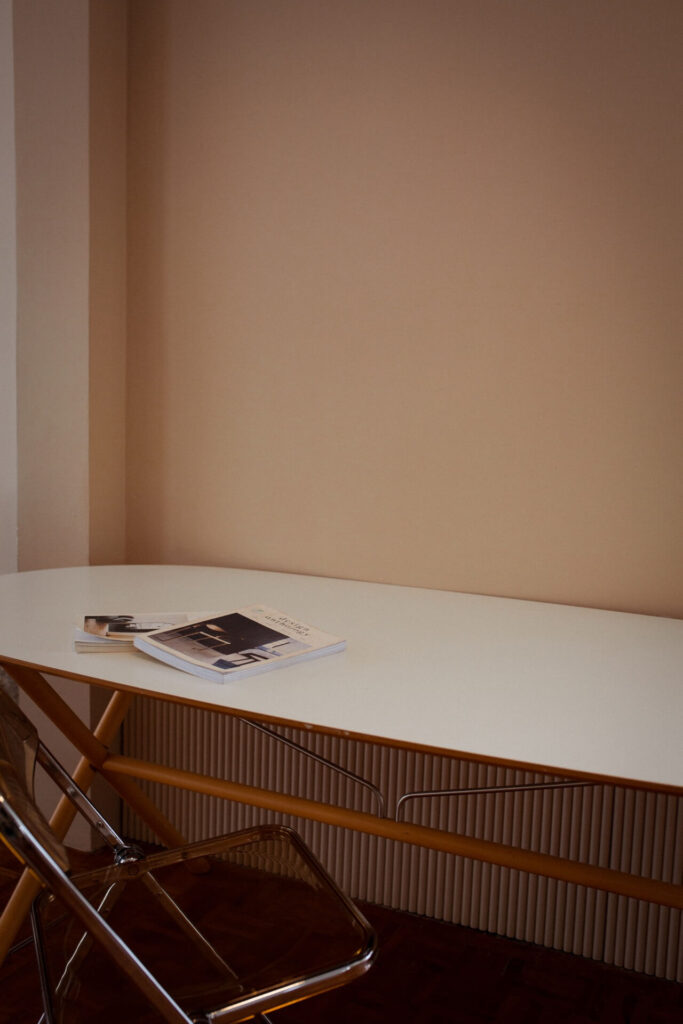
xmin=31 ymin=904 xmax=55 ymax=1024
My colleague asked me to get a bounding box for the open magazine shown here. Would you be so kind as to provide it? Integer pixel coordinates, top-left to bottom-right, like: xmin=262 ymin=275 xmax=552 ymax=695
xmin=133 ymin=605 xmax=345 ymax=682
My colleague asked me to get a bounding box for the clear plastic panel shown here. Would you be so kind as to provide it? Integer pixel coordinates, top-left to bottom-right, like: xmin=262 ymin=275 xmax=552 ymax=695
xmin=36 ymin=826 xmax=375 ymax=1024
xmin=0 ymin=689 xmax=70 ymax=872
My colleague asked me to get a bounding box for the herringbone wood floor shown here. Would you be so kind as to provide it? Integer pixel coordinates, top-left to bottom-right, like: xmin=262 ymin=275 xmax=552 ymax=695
xmin=277 ymin=901 xmax=683 ymax=1023
xmin=1 ymin=849 xmax=681 ymax=1024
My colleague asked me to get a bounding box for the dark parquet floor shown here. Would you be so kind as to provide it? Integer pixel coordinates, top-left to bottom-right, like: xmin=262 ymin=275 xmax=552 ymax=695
xmin=1 ymin=849 xmax=681 ymax=1024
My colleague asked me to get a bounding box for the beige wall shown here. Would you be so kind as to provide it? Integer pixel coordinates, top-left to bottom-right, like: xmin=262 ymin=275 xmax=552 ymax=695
xmin=12 ymin=0 xmax=96 ymax=849
xmin=11 ymin=0 xmax=127 ymax=571
xmin=8 ymin=1 xmax=681 ymax=619
xmin=14 ymin=0 xmax=90 ymax=570
xmin=125 ymin=0 xmax=683 ymax=618
xmin=89 ymin=0 xmax=128 ymax=565
xmin=0 ymin=0 xmax=17 ymax=574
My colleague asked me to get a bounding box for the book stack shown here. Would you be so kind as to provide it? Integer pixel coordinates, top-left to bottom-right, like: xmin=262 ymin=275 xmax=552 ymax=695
xmin=74 ymin=614 xmax=190 ymax=653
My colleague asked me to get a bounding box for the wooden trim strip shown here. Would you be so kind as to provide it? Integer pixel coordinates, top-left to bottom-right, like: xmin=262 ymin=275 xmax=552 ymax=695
xmin=104 ymin=753 xmax=683 ymax=911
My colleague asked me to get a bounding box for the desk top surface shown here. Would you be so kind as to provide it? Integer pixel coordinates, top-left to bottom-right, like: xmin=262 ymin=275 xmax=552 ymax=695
xmin=0 ymin=565 xmax=681 ymax=791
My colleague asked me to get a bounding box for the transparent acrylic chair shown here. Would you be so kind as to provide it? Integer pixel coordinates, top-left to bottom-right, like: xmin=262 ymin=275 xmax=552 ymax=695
xmin=0 ymin=690 xmax=376 ymax=1023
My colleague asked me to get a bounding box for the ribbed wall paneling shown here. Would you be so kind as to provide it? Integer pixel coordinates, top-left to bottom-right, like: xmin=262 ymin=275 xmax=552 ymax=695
xmin=122 ymin=699 xmax=682 ymax=980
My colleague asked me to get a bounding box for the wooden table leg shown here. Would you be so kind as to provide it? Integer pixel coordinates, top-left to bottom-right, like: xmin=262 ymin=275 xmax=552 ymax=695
xmin=5 ymin=665 xmax=186 ymax=845
xmin=0 ymin=666 xmax=185 ymax=964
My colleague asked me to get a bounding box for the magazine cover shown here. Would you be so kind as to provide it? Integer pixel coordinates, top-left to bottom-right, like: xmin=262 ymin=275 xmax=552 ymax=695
xmin=133 ymin=606 xmax=345 ymax=682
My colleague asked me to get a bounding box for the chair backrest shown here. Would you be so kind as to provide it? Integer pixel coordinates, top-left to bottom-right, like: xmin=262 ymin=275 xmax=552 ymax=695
xmin=0 ymin=689 xmax=70 ymax=872
xmin=0 ymin=689 xmax=376 ymax=1024
xmin=0 ymin=689 xmax=199 ymax=1023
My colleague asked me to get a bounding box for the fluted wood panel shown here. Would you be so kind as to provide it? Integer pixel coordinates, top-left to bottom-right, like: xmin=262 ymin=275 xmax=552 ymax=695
xmin=122 ymin=699 xmax=682 ymax=980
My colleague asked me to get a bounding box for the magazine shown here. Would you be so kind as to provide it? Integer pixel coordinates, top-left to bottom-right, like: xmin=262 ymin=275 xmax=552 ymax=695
xmin=133 ymin=606 xmax=345 ymax=682
xmin=74 ymin=613 xmax=191 ymax=653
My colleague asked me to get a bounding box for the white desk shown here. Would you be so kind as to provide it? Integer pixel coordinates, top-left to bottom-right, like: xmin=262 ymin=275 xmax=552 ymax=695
xmin=0 ymin=564 xmax=681 ymax=954
xmin=1 ymin=564 xmax=681 ymax=788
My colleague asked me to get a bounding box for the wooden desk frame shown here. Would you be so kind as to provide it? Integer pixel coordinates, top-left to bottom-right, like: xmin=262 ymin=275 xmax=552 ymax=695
xmin=2 ymin=658 xmax=681 ymax=964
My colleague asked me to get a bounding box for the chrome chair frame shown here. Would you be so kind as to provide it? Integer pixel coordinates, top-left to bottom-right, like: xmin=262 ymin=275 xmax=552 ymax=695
xmin=0 ymin=691 xmax=376 ymax=1023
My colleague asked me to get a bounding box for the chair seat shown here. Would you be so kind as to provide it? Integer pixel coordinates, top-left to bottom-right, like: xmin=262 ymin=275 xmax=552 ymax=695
xmin=34 ymin=825 xmax=376 ymax=1024
xmin=0 ymin=688 xmax=375 ymax=1023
